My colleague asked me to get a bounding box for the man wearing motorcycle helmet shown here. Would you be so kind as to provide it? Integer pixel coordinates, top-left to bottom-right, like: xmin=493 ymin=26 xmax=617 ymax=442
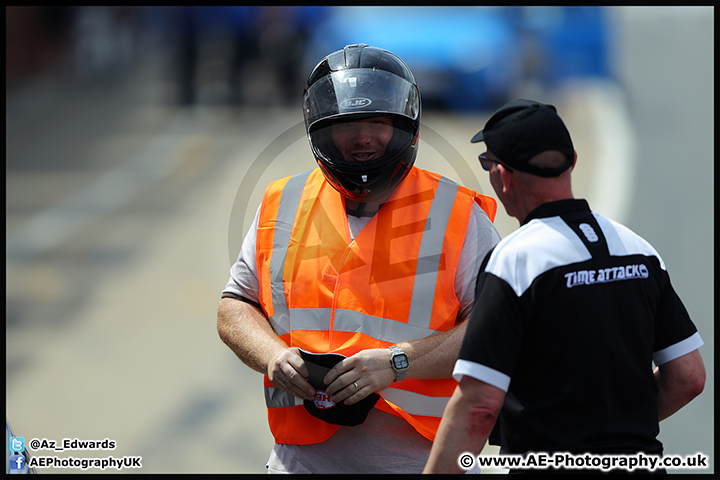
xmin=303 ymin=44 xmax=421 ymax=207
xmin=218 ymin=44 xmax=500 ymax=473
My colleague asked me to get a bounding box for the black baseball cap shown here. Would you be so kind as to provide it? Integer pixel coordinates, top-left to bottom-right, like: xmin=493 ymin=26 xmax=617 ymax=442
xmin=471 ymin=98 xmax=574 ymax=177
xmin=300 ymin=349 xmax=380 ymax=427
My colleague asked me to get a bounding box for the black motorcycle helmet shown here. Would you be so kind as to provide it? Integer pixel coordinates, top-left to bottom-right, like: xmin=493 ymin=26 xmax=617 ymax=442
xmin=303 ymin=44 xmax=421 ymax=202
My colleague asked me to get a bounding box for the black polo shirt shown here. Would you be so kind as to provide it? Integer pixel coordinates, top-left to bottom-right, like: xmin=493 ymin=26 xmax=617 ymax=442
xmin=455 ymin=199 xmax=702 ymax=455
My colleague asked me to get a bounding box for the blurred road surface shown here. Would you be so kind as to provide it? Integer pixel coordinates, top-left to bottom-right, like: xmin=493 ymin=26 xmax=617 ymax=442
xmin=6 ymin=6 xmax=713 ymax=474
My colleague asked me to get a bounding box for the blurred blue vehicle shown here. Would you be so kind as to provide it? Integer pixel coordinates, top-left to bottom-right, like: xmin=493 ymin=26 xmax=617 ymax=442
xmin=302 ymin=6 xmax=612 ymax=112
xmin=504 ymin=6 xmax=613 ymax=88
xmin=303 ymin=6 xmax=521 ymax=111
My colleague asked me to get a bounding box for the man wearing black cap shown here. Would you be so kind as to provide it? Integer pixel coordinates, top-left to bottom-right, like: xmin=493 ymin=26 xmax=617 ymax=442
xmin=424 ymin=99 xmax=706 ymax=474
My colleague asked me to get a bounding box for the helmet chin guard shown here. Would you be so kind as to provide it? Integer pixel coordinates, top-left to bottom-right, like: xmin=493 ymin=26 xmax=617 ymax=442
xmin=303 ymin=44 xmax=421 ymax=202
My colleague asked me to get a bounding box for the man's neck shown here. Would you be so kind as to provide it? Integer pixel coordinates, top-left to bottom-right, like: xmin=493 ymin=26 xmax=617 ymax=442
xmin=345 ymin=198 xmax=385 ymax=217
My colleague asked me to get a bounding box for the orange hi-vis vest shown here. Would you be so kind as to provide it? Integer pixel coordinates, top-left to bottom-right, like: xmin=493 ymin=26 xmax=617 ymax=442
xmin=256 ymin=167 xmax=497 ymax=445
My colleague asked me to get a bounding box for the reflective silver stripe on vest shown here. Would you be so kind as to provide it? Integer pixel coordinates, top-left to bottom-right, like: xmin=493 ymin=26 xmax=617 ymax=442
xmin=285 ymin=308 xmax=437 ymax=343
xmin=288 ymin=308 xmax=332 ymax=331
xmin=283 ymin=308 xmax=438 ymax=343
xmin=264 ymin=385 xmax=450 ymax=418
xmin=265 ymin=386 xmax=304 ymax=409
xmin=268 ymin=170 xmax=313 ymax=336
xmin=333 ymin=309 xmax=437 ymax=343
xmin=407 ymin=177 xmax=459 ymax=330
xmin=378 ymin=387 xmax=450 ymax=418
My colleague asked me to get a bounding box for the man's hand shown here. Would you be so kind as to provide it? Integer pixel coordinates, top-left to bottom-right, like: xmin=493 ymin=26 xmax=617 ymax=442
xmin=267 ymin=347 xmax=315 ymax=401
xmin=323 ymin=348 xmax=396 ymax=405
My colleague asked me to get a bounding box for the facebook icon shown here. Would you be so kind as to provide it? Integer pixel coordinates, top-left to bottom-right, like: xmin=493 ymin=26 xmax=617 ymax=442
xmin=9 ymin=454 xmax=25 ymax=471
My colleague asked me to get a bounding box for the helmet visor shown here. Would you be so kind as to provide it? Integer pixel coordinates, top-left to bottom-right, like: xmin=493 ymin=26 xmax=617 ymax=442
xmin=303 ymin=69 xmax=420 ymax=130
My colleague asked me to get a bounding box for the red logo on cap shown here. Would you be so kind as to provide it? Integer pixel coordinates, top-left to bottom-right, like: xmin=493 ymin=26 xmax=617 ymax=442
xmin=313 ymin=390 xmax=336 ymax=409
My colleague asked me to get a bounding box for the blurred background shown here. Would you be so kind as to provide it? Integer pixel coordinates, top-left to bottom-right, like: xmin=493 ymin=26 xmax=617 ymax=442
xmin=6 ymin=6 xmax=713 ymax=474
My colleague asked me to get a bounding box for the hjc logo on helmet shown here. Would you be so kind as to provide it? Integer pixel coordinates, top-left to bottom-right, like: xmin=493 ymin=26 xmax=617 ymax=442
xmin=340 ymin=98 xmax=372 ymax=109
xmin=313 ymin=390 xmax=336 ymax=409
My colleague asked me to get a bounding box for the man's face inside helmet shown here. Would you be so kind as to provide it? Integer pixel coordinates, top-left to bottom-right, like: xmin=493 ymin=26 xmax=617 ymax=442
xmin=329 ymin=115 xmax=394 ymax=163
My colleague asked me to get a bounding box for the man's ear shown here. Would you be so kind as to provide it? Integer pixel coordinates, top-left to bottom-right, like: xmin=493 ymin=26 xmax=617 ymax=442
xmin=498 ymin=164 xmax=512 ymax=194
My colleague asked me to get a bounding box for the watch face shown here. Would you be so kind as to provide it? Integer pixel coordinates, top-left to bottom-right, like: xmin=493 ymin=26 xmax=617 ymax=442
xmin=393 ymin=354 xmax=409 ymax=369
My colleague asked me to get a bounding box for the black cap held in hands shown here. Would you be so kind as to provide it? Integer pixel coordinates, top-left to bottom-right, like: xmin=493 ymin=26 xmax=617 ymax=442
xmin=300 ymin=349 xmax=380 ymax=427
xmin=471 ymin=98 xmax=575 ymax=177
